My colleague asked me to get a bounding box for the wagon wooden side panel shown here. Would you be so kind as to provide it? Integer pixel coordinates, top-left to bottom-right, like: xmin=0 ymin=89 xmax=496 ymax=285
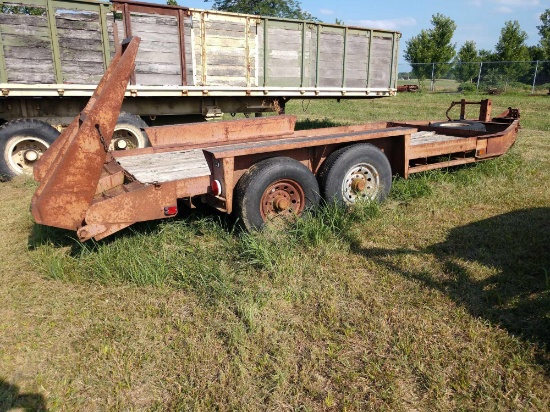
xmin=0 ymin=4 xmax=55 ymax=84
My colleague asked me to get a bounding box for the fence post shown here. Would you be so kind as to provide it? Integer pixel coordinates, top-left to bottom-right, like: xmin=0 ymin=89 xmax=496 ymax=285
xmin=532 ymin=60 xmax=539 ymax=94
xmin=476 ymin=62 xmax=483 ymax=91
xmin=431 ymin=63 xmax=435 ymax=92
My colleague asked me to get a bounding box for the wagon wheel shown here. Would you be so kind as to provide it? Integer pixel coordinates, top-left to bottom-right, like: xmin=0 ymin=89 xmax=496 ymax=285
xmin=318 ymin=143 xmax=392 ymax=205
xmin=0 ymin=119 xmax=60 ymax=179
xmin=110 ymin=113 xmax=150 ymax=151
xmin=234 ymin=157 xmax=321 ymax=230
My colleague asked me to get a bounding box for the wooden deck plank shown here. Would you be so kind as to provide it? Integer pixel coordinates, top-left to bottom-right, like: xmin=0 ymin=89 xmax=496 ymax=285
xmin=410 ymin=131 xmax=466 ymax=146
xmin=116 ymin=149 xmax=211 ymax=183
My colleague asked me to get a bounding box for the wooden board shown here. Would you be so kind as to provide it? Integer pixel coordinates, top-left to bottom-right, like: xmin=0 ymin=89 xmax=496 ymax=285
xmin=410 ymin=131 xmax=464 ymax=145
xmin=0 ymin=12 xmax=54 ymax=84
xmin=56 ymin=11 xmax=105 ymax=84
xmin=117 ymin=149 xmax=211 ymax=183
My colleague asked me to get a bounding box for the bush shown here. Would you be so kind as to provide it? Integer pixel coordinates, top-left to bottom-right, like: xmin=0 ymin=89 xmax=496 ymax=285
xmin=458 ymin=82 xmax=477 ymax=92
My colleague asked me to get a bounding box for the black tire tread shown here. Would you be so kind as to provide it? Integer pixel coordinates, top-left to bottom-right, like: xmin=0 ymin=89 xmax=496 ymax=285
xmin=318 ymin=143 xmax=392 ymax=204
xmin=0 ymin=119 xmax=60 ymax=178
xmin=115 ymin=113 xmax=150 ymax=148
xmin=234 ymin=157 xmax=320 ymax=230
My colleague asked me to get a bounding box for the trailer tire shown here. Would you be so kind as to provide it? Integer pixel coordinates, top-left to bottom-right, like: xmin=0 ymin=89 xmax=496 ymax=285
xmin=0 ymin=119 xmax=60 ymax=179
xmin=318 ymin=143 xmax=392 ymax=205
xmin=112 ymin=113 xmax=150 ymax=151
xmin=234 ymin=157 xmax=321 ymax=230
xmin=431 ymin=120 xmax=486 ymax=132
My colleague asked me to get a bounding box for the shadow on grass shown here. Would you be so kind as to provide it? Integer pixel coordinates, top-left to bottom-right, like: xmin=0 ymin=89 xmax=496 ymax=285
xmin=354 ymin=207 xmax=550 ymax=369
xmin=295 ymin=117 xmax=347 ymax=130
xmin=0 ymin=379 xmax=47 ymax=412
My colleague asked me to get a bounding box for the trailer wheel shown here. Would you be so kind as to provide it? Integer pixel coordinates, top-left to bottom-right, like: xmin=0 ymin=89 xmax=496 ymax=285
xmin=0 ymin=119 xmax=60 ymax=178
xmin=318 ymin=143 xmax=392 ymax=205
xmin=111 ymin=113 xmax=150 ymax=151
xmin=234 ymin=157 xmax=321 ymax=230
xmin=431 ymin=120 xmax=486 ymax=132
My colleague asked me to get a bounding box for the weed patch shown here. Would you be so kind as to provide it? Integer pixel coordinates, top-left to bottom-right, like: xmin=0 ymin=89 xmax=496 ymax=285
xmin=2 ymin=95 xmax=549 ymax=410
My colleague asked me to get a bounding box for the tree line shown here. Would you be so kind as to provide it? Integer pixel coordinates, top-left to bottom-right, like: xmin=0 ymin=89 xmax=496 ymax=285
xmin=403 ymin=12 xmax=550 ymax=86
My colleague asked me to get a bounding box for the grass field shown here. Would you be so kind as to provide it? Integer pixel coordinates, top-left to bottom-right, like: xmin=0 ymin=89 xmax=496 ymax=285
xmin=1 ymin=93 xmax=549 ymax=411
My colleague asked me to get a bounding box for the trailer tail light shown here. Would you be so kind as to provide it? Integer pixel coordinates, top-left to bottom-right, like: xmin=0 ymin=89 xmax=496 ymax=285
xmin=211 ymin=179 xmax=222 ymax=196
xmin=164 ymin=205 xmax=178 ymax=216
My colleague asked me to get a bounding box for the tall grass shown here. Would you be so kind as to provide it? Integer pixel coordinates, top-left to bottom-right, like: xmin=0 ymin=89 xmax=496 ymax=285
xmin=4 ymin=94 xmax=549 ymax=411
xmin=32 ymin=200 xmax=381 ymax=293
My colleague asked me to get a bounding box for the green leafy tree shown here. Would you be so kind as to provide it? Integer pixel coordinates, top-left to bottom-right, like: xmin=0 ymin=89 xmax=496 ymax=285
xmin=453 ymin=41 xmax=479 ymax=83
xmin=478 ymin=49 xmax=496 ymax=62
xmin=537 ymin=9 xmax=550 ymax=59
xmin=1 ymin=5 xmax=44 ymax=15
xmin=528 ymin=45 xmax=544 ymax=61
xmin=536 ymin=9 xmax=550 ymax=80
xmin=167 ymin=0 xmax=178 ymax=5
xmin=403 ymin=31 xmax=432 ymax=82
xmin=205 ymin=0 xmax=318 ymax=20
xmin=403 ymin=14 xmax=456 ymax=85
xmin=494 ymin=20 xmax=530 ymax=87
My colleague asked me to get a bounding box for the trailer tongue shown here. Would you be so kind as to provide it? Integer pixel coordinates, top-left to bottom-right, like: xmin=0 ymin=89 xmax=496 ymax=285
xmin=31 ymin=37 xmax=521 ymax=241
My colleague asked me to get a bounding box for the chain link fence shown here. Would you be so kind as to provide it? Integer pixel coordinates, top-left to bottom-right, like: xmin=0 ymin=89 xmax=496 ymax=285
xmin=398 ymin=61 xmax=550 ymax=94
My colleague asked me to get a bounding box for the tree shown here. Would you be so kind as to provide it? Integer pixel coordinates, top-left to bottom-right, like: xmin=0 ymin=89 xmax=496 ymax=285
xmin=528 ymin=45 xmax=544 ymax=61
xmin=537 ymin=9 xmax=550 ymax=59
xmin=1 ymin=5 xmax=44 ymax=15
xmin=403 ymin=14 xmax=456 ymax=86
xmin=453 ymin=41 xmax=479 ymax=83
xmin=494 ymin=20 xmax=530 ymax=87
xmin=205 ymin=0 xmax=318 ymax=21
xmin=478 ymin=49 xmax=496 ymax=62
xmin=167 ymin=0 xmax=178 ymax=5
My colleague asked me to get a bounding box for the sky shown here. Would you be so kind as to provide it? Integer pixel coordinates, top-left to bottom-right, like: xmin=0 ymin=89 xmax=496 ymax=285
xmin=148 ymin=0 xmax=549 ymax=66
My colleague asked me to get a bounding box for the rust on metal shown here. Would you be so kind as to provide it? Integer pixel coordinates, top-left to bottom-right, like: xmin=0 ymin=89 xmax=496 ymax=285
xmin=121 ymin=4 xmax=136 ymax=85
xmin=31 ymin=37 xmax=141 ymax=230
xmin=445 ymin=99 xmax=493 ymax=121
xmin=85 ymin=181 xmax=177 ymax=225
xmin=144 ymin=115 xmax=297 ymax=148
xmin=113 ymin=0 xmax=190 ymax=16
xmin=203 ymin=127 xmax=418 ymax=159
xmin=260 ymin=179 xmax=305 ymax=219
xmin=351 ymin=178 xmax=366 ymax=192
xmin=397 ymin=84 xmax=419 ymax=93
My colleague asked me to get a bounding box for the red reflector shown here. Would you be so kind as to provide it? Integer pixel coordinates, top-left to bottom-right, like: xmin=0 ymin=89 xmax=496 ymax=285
xmin=164 ymin=205 xmax=178 ymax=216
xmin=211 ymin=179 xmax=222 ymax=196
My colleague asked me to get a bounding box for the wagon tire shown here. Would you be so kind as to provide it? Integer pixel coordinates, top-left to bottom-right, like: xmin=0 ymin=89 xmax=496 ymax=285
xmin=431 ymin=120 xmax=486 ymax=132
xmin=111 ymin=113 xmax=150 ymax=151
xmin=0 ymin=119 xmax=60 ymax=179
xmin=234 ymin=157 xmax=321 ymax=231
xmin=318 ymin=143 xmax=392 ymax=205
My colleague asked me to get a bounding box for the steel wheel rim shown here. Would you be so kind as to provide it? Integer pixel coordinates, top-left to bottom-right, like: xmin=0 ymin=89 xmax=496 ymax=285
xmin=341 ymin=162 xmax=380 ymax=204
xmin=260 ymin=179 xmax=306 ymax=219
xmin=111 ymin=127 xmax=141 ymax=150
xmin=7 ymin=136 xmax=49 ymax=175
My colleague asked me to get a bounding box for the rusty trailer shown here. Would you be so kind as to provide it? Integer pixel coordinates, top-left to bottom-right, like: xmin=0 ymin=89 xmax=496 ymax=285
xmin=31 ymin=37 xmax=521 ymax=241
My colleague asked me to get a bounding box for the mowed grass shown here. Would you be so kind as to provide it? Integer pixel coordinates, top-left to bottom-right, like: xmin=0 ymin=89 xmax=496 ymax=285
xmin=1 ymin=93 xmax=549 ymax=411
